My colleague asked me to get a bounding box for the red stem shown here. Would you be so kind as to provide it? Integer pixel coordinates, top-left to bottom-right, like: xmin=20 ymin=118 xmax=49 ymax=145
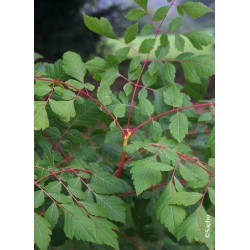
xmin=131 ymin=102 xmax=215 ymax=135
xmin=126 ymin=57 xmax=149 ymax=128
xmin=116 ymin=152 xmax=127 ymax=178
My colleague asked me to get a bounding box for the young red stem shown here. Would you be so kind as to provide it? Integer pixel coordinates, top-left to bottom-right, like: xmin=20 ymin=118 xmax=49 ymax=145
xmin=131 ymin=102 xmax=215 ymax=135
xmin=126 ymin=9 xmax=169 ymax=128
xmin=126 ymin=57 xmax=149 ymax=128
xmin=116 ymin=152 xmax=127 ymax=178
xmin=34 ymin=77 xmax=125 ymax=136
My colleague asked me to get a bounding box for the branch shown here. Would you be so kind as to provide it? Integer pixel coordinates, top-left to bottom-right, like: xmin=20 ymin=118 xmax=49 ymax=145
xmin=34 ymin=77 xmax=125 ymax=136
xmin=131 ymin=102 xmax=215 ymax=135
xmin=34 ymin=168 xmax=93 ymax=184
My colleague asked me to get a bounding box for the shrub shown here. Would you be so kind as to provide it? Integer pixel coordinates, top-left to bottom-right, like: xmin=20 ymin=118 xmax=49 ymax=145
xmin=34 ymin=1 xmax=215 ymax=249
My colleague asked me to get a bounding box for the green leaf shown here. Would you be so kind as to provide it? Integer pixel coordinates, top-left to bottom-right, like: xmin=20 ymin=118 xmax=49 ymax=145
xmin=177 ymin=207 xmax=215 ymax=250
xmin=163 ymin=84 xmax=183 ymax=107
xmin=156 ymin=184 xmax=186 ymax=236
xmin=66 ymin=79 xmax=84 ymax=90
xmin=150 ymin=121 xmax=162 ymax=141
xmin=83 ymin=13 xmax=116 ymax=38
xmin=80 ymin=201 xmax=108 ymax=217
xmin=71 ymin=99 xmax=100 ymax=127
xmin=45 ymin=181 xmax=62 ymax=193
xmin=90 ymin=172 xmax=124 ymax=194
xmin=124 ymin=23 xmax=138 ymax=44
xmin=169 ymin=112 xmax=189 ymax=143
xmin=44 ymin=203 xmax=59 ymax=228
xmin=34 ymin=101 xmax=49 ymax=131
xmin=142 ymin=70 xmax=157 ymax=86
xmin=86 ymin=57 xmax=106 ymax=81
xmin=130 ymin=158 xmax=173 ymax=195
xmin=129 ymin=56 xmax=141 ymax=71
xmin=163 ymin=63 xmax=176 ymax=83
xmin=174 ymin=177 xmax=186 ymax=192
xmin=62 ymin=51 xmax=86 ymax=82
xmin=181 ymin=55 xmax=215 ymax=84
xmin=140 ymin=24 xmax=154 ymax=35
xmin=97 ymin=69 xmax=119 ymax=105
xmin=113 ymin=104 xmax=126 ymax=118
xmin=95 ymin=194 xmax=126 ymax=223
xmin=138 ymin=97 xmax=154 ymax=116
xmin=160 ymin=34 xmax=169 ymax=46
xmin=208 ymin=187 xmax=215 ymax=206
xmin=183 ymin=30 xmax=214 ymax=50
xmin=55 ymin=87 xmax=76 ymax=101
xmin=114 ymin=47 xmax=130 ymax=64
xmin=62 ymin=204 xmax=96 ymax=242
xmin=49 ymin=100 xmax=76 ymax=122
xmin=34 ymin=213 xmax=52 ymax=250
xmin=168 ymin=192 xmax=203 ymax=206
xmin=93 ymin=217 xmax=119 ymax=250
xmin=175 ymin=35 xmax=185 ymax=51
xmin=199 ymin=112 xmax=213 ymax=122
xmin=178 ymin=1 xmax=213 ymax=19
xmin=153 ymin=6 xmax=170 ymax=21
xmin=46 ymin=59 xmax=68 ymax=81
xmin=139 ymin=38 xmax=156 ymax=54
xmin=125 ymin=9 xmax=147 ymax=21
xmin=134 ymin=0 xmax=148 ymax=10
xmin=123 ymin=83 xmax=133 ymax=96
xmin=34 ymin=81 xmax=52 ymax=96
xmin=155 ymin=45 xmax=170 ymax=59
xmin=68 ymin=188 xmax=86 ymax=200
xmin=169 ymin=17 xmax=183 ymax=31
xmin=48 ymin=193 xmax=73 ymax=204
xmin=35 ymin=52 xmax=43 ymax=61
xmin=34 ymin=190 xmax=45 ymax=209
xmin=148 ymin=62 xmax=159 ymax=75
xmin=64 ymin=129 xmax=84 ymax=143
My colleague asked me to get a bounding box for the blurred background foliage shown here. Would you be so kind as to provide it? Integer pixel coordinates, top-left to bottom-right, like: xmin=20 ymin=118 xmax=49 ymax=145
xmin=35 ymin=0 xmax=214 ymax=62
